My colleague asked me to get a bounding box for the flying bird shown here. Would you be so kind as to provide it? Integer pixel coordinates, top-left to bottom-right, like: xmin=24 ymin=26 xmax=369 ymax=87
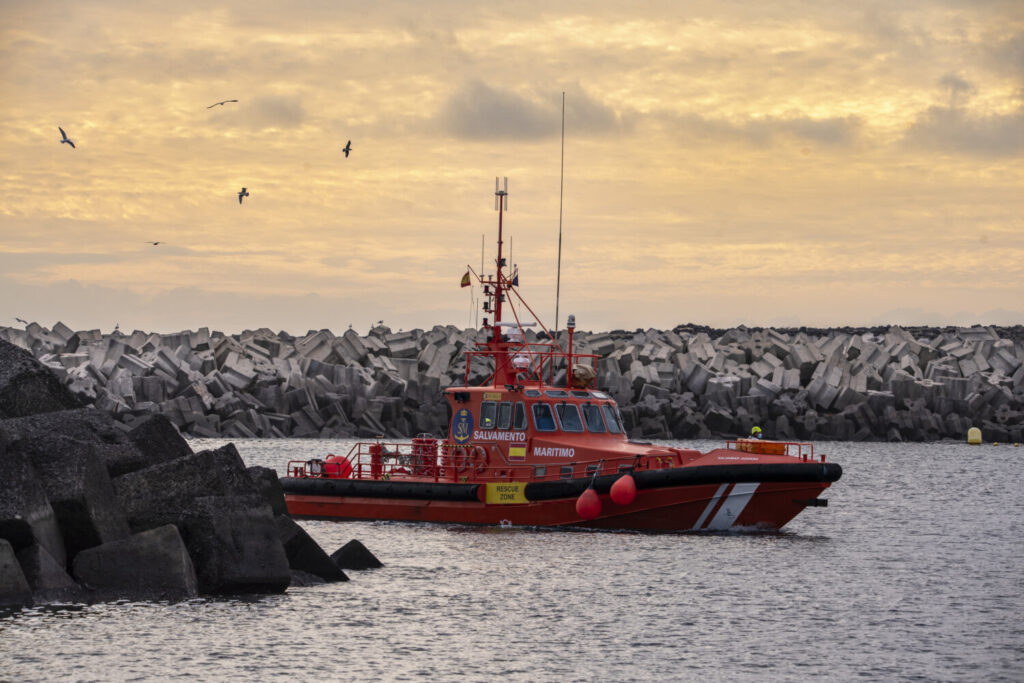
xmin=144 ymin=241 xmax=162 ymax=246
xmin=238 ymin=187 xmax=249 ymax=204
xmin=207 ymin=99 xmax=238 ymax=109
xmin=15 ymin=317 xmax=28 ymax=324
xmin=58 ymin=127 xmax=75 ymax=149
xmin=342 ymin=140 xmax=352 ymax=157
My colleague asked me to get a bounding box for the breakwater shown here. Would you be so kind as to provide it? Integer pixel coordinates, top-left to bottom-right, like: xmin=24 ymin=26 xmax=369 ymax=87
xmin=2 ymin=321 xmax=1022 ymax=443
xmin=0 ymin=339 xmax=381 ymax=607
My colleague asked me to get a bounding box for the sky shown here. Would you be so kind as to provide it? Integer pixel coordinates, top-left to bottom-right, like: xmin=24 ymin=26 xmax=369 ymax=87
xmin=1 ymin=0 xmax=1022 ymax=335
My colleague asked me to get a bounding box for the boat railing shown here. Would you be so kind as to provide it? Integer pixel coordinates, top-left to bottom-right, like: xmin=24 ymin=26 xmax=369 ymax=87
xmin=286 ymin=438 xmax=826 ymax=483
xmin=286 ymin=441 xmax=680 ymax=484
xmin=724 ymin=439 xmax=822 ymax=462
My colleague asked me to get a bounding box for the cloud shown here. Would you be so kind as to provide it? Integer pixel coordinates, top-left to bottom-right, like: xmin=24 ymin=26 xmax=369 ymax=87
xmin=903 ymin=106 xmax=1024 ymax=156
xmin=240 ymin=94 xmax=308 ymax=129
xmin=938 ymin=73 xmax=976 ymax=106
xmin=437 ymin=80 xmax=622 ymax=140
xmin=902 ymin=76 xmax=1024 ymax=157
xmin=663 ymin=111 xmax=862 ymax=147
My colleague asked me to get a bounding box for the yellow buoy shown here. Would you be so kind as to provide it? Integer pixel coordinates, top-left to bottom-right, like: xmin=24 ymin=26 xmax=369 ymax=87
xmin=966 ymin=427 xmax=982 ymax=445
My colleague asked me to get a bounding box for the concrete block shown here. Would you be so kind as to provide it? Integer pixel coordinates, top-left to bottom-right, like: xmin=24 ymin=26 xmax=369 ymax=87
xmin=247 ymin=466 xmax=287 ymax=517
xmin=389 ymin=338 xmax=420 ymax=359
xmin=221 ymin=352 xmax=256 ymax=390
xmin=0 ymin=448 xmax=67 ymax=567
xmin=685 ymin=363 xmax=713 ymax=395
xmin=296 ymin=330 xmax=335 ymax=362
xmin=833 ymin=386 xmax=865 ymax=411
xmin=276 ymin=516 xmax=348 ymax=582
xmin=16 ymin=436 xmax=131 ymax=560
xmin=806 ymin=377 xmax=838 ymax=411
xmin=179 ymin=495 xmax=290 ymax=594
xmin=749 ymin=377 xmax=782 ymax=399
xmin=335 ymin=330 xmax=369 ymax=364
xmin=0 ymin=540 xmax=33 ymax=607
xmin=121 ymin=414 xmax=193 ymax=473
xmin=113 ymin=443 xmax=261 ymax=532
xmin=0 ymin=339 xmax=83 ymax=418
xmin=72 ymin=524 xmax=198 ymax=600
xmin=16 ymin=543 xmax=76 ymax=593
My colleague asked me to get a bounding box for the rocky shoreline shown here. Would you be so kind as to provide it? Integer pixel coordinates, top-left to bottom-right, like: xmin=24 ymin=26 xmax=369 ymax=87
xmin=2 ymin=321 xmax=1023 ymax=444
xmin=0 ymin=338 xmax=380 ymax=608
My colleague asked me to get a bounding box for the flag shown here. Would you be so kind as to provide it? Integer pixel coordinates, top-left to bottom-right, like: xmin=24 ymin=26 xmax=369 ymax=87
xmin=511 ymin=273 xmax=519 ymax=287
xmin=460 ymin=270 xmax=471 ymax=288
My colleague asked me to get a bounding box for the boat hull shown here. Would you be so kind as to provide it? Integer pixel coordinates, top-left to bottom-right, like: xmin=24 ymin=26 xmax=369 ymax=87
xmin=281 ymin=462 xmax=840 ymax=531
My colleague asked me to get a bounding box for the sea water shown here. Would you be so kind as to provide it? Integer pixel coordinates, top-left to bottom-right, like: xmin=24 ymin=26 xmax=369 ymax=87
xmin=2 ymin=439 xmax=1022 ymax=682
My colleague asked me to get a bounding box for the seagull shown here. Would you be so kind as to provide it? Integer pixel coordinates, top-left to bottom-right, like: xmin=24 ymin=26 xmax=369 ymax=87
xmin=59 ymin=127 xmax=75 ymax=149
xmin=238 ymin=187 xmax=249 ymax=204
xmin=342 ymin=140 xmax=352 ymax=157
xmin=207 ymin=99 xmax=238 ymax=109
xmin=144 ymin=241 xmax=162 ymax=245
xmin=15 ymin=317 xmax=28 ymax=324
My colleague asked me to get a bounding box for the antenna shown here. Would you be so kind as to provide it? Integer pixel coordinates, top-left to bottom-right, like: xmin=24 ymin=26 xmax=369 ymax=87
xmin=494 ymin=176 xmax=508 ymax=211
xmin=555 ymin=91 xmax=565 ymax=334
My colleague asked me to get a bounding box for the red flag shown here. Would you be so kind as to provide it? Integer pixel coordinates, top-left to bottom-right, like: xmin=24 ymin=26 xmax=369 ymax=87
xmin=460 ymin=270 xmax=471 ymax=287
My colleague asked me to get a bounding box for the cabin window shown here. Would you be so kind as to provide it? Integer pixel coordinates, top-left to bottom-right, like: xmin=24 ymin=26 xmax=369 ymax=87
xmin=497 ymin=402 xmax=513 ymax=430
xmin=512 ymin=402 xmax=527 ymax=430
xmin=571 ymin=390 xmax=590 ymax=398
xmin=602 ymin=404 xmax=623 ymax=434
xmin=592 ymin=391 xmax=610 ymax=400
xmin=480 ymin=401 xmax=497 ymax=430
xmin=585 ymin=464 xmax=599 ymax=476
xmin=582 ymin=404 xmax=606 ymax=433
xmin=524 ymin=389 xmax=542 ymax=398
xmin=534 ymin=466 xmax=547 ymax=478
xmin=545 ymin=389 xmax=569 ymax=398
xmin=555 ymin=403 xmax=584 ymax=432
xmin=532 ymin=403 xmax=557 ymax=431
xmin=559 ymin=465 xmax=574 ymax=480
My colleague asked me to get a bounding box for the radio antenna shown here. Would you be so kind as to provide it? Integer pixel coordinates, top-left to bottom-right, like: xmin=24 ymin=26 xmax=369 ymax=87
xmin=555 ymin=91 xmax=565 ymax=335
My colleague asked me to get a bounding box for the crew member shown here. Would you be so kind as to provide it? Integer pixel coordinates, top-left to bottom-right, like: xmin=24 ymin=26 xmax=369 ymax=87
xmin=750 ymin=426 xmax=763 ymax=440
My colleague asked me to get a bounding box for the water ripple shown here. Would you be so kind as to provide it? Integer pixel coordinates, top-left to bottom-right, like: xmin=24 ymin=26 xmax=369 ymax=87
xmin=1 ymin=439 xmax=1022 ymax=681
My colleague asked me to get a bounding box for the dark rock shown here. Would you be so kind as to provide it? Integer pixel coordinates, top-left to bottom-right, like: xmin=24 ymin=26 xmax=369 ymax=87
xmin=114 ymin=443 xmax=260 ymax=532
xmin=0 ymin=539 xmax=33 ymax=607
xmin=13 ymin=435 xmax=131 ymax=560
xmin=177 ymin=495 xmax=290 ymax=595
xmin=120 ymin=414 xmax=193 ymax=476
xmin=16 ymin=543 xmax=77 ymax=595
xmin=331 ymin=539 xmax=383 ymax=570
xmin=0 ymin=407 xmax=127 ymax=447
xmin=248 ymin=466 xmax=288 ymax=517
xmin=91 ymin=442 xmax=153 ymax=480
xmin=0 ymin=339 xmax=82 ymax=419
xmin=72 ymin=524 xmax=198 ymax=600
xmin=276 ymin=516 xmax=347 ymax=582
xmin=0 ymin=448 xmax=67 ymax=566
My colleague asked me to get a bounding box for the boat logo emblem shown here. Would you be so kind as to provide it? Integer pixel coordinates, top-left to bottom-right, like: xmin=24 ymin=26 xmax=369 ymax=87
xmin=451 ymin=408 xmax=474 ymax=445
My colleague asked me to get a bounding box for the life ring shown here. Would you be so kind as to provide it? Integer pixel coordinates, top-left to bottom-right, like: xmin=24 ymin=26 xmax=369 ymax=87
xmin=451 ymin=446 xmax=470 ymax=472
xmin=470 ymin=445 xmax=490 ymax=474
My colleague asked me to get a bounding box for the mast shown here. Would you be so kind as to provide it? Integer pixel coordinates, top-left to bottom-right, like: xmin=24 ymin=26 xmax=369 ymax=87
xmin=555 ymin=91 xmax=565 ymax=334
xmin=491 ymin=177 xmax=508 ymax=344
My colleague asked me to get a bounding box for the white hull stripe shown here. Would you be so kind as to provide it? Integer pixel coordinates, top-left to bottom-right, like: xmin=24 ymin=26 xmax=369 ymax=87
xmin=692 ymin=483 xmax=730 ymax=530
xmin=705 ymin=482 xmax=760 ymax=530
